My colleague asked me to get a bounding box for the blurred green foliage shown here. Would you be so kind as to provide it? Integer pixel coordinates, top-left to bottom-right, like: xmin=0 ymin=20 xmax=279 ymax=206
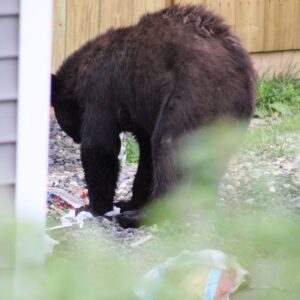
xmin=256 ymin=67 xmax=300 ymax=118
xmin=1 ymin=119 xmax=300 ymax=300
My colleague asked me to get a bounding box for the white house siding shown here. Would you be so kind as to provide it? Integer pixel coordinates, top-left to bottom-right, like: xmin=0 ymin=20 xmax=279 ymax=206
xmin=0 ymin=0 xmax=19 ymax=217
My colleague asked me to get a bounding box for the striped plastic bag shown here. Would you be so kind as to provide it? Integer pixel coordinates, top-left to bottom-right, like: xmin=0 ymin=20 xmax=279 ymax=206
xmin=135 ymin=250 xmax=247 ymax=300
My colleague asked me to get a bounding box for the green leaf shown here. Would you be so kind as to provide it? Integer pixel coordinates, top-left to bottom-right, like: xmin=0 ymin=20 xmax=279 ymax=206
xmin=270 ymin=102 xmax=292 ymax=116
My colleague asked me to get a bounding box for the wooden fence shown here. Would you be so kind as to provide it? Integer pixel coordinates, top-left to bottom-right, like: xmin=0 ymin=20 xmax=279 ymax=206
xmin=52 ymin=0 xmax=300 ymax=72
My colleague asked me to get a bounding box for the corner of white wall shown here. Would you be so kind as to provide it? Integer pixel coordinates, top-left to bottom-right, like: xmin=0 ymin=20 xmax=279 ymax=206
xmin=15 ymin=0 xmax=53 ymax=264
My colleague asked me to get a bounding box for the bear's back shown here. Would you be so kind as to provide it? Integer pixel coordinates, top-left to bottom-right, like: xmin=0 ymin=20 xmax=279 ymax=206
xmin=56 ymin=4 xmax=256 ymax=131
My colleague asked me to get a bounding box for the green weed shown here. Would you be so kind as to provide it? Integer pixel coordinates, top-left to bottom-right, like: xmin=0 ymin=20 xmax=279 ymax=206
xmin=256 ymin=67 xmax=300 ymax=118
xmin=124 ymin=135 xmax=140 ymax=164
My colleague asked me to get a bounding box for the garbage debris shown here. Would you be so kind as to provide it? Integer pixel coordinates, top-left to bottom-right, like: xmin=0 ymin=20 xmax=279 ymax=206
xmin=47 ymin=210 xmax=93 ymax=231
xmin=104 ymin=206 xmax=121 ymax=217
xmin=47 ymin=187 xmax=84 ymax=210
xmin=47 ymin=205 xmax=122 ymax=231
xmin=135 ymin=250 xmax=248 ymax=300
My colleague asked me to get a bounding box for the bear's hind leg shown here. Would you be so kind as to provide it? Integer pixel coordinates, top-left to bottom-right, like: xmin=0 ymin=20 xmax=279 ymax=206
xmin=115 ymin=100 xmax=191 ymax=228
xmin=151 ymin=99 xmax=194 ymax=200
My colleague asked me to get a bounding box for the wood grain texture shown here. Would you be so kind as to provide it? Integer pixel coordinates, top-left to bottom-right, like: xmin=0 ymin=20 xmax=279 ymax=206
xmin=52 ymin=0 xmax=300 ymax=71
xmin=66 ymin=0 xmax=100 ymax=56
xmin=133 ymin=0 xmax=146 ymax=23
xmin=294 ymin=0 xmax=300 ymax=49
xmin=251 ymin=50 xmax=300 ymax=75
xmin=145 ymin=0 xmax=171 ymax=12
xmin=173 ymin=0 xmax=206 ymax=5
xmin=132 ymin=0 xmax=171 ymax=23
xmin=116 ymin=0 xmax=133 ymax=27
xmin=99 ymin=0 xmax=170 ymax=32
xmin=99 ymin=0 xmax=135 ymax=33
xmin=206 ymin=0 xmax=236 ymax=27
xmin=264 ymin=0 xmax=295 ymax=51
xmin=99 ymin=0 xmax=116 ymax=32
xmin=52 ymin=0 xmax=66 ymax=72
xmin=235 ymin=0 xmax=265 ymax=52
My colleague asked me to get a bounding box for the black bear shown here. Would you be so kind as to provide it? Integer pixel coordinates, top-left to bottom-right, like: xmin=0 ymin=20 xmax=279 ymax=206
xmin=51 ymin=5 xmax=256 ymax=227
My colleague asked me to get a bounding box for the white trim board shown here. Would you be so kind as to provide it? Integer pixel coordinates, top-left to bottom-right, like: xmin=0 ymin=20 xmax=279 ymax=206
xmin=15 ymin=0 xmax=53 ymax=267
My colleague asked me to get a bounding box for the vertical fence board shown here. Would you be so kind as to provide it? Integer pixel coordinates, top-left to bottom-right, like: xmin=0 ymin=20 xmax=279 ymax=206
xmin=294 ymin=0 xmax=300 ymax=49
xmin=99 ymin=0 xmax=116 ymax=33
xmin=52 ymin=0 xmax=66 ymax=72
xmin=235 ymin=0 xmax=265 ymax=52
xmin=66 ymin=0 xmax=100 ymax=55
xmin=264 ymin=0 xmax=295 ymax=51
xmin=263 ymin=0 xmax=276 ymax=51
xmin=115 ymin=0 xmax=133 ymax=27
xmin=206 ymin=0 xmax=236 ymax=27
xmin=52 ymin=0 xmax=300 ymax=71
xmin=145 ymin=0 xmax=171 ymax=12
xmin=174 ymin=0 xmax=205 ymax=4
xmin=99 ymin=0 xmax=169 ymax=33
xmin=132 ymin=0 xmax=170 ymax=23
xmin=133 ymin=0 xmax=146 ymax=23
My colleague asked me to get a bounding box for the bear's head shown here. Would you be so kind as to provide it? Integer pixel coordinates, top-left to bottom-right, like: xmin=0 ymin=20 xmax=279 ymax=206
xmin=51 ymin=74 xmax=82 ymax=143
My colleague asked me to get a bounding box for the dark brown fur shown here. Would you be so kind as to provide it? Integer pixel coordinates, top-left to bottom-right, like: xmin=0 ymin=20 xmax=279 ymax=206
xmin=51 ymin=5 xmax=256 ymax=227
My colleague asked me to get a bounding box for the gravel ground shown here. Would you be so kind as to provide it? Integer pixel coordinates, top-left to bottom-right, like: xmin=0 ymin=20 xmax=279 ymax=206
xmin=220 ymin=119 xmax=300 ymax=212
xmin=48 ymin=117 xmax=136 ymax=204
xmin=48 ymin=116 xmax=300 ymax=255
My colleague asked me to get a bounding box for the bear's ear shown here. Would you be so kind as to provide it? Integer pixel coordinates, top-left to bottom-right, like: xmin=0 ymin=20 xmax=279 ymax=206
xmin=51 ymin=74 xmax=64 ymax=107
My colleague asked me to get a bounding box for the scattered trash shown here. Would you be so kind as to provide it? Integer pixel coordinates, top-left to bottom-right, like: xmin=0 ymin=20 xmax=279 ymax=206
xmin=47 ymin=186 xmax=121 ymax=231
xmin=60 ymin=210 xmax=78 ymax=227
xmin=104 ymin=206 xmax=121 ymax=217
xmin=135 ymin=250 xmax=248 ymax=300
xmin=47 ymin=187 xmax=84 ymax=210
xmin=47 ymin=210 xmax=95 ymax=231
xmin=47 ymin=192 xmax=74 ymax=211
xmin=47 ymin=206 xmax=121 ymax=231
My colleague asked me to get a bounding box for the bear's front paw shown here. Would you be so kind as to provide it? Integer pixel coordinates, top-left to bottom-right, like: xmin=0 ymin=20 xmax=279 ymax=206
xmin=115 ymin=201 xmax=138 ymax=212
xmin=114 ymin=209 xmax=145 ymax=228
